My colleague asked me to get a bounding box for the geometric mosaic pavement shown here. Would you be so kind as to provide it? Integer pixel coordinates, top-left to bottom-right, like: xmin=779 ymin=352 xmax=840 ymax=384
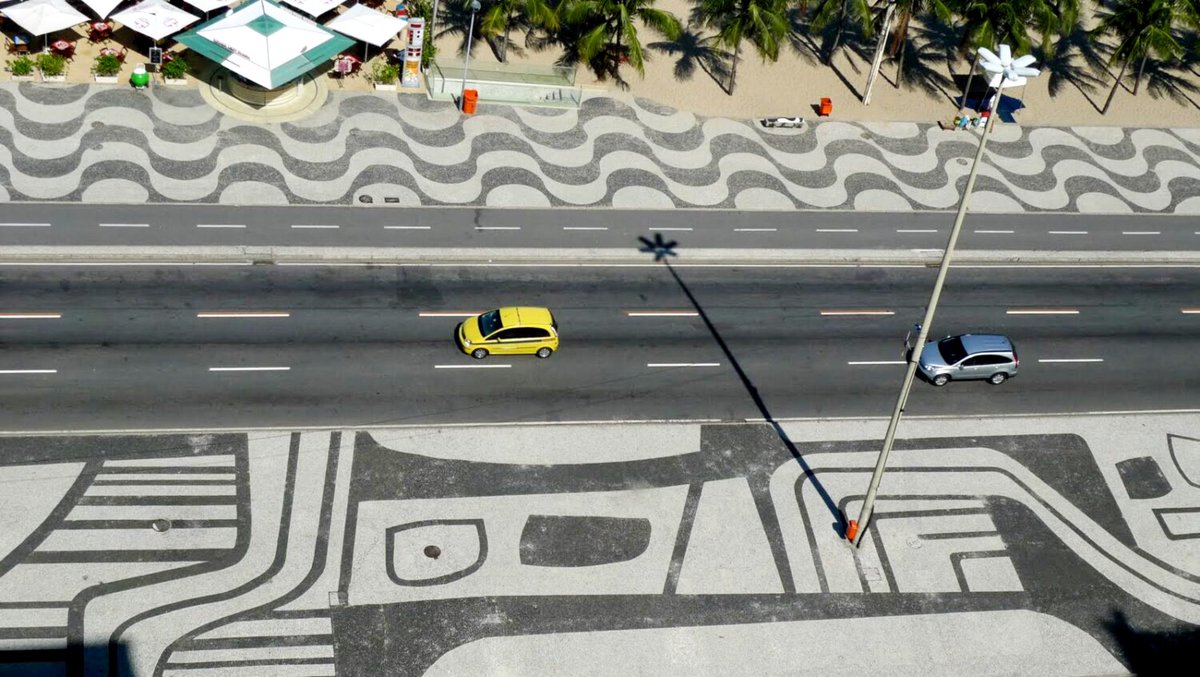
xmin=2 ymin=83 xmax=1200 ymax=212
xmin=1 ymin=419 xmax=1198 ymax=676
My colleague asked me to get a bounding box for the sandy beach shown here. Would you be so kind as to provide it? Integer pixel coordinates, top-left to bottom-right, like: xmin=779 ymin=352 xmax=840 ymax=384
xmin=447 ymin=0 xmax=1200 ymax=128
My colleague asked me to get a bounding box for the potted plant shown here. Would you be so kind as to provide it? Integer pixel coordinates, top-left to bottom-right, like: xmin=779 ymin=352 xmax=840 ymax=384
xmin=93 ymin=53 xmax=121 ymax=83
xmin=370 ymin=60 xmax=399 ymax=91
xmin=161 ymin=57 xmax=189 ymax=84
xmin=8 ymin=56 xmax=35 ymax=81
xmin=36 ymin=53 xmax=66 ymax=82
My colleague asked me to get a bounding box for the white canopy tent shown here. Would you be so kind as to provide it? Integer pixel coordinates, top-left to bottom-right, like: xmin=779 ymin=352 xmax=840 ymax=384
xmin=79 ymin=0 xmax=124 ymax=19
xmin=112 ymin=0 xmax=199 ymax=42
xmin=3 ymin=0 xmax=88 ymax=37
xmin=326 ymin=3 xmax=406 ymax=59
xmin=279 ymin=0 xmax=344 ymax=18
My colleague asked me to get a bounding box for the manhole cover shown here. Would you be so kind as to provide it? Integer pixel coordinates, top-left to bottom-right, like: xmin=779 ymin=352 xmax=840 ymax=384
xmin=423 ymin=545 xmax=441 ymax=559
xmin=91 ymin=121 xmax=105 ymax=129
xmin=358 ymin=195 xmax=374 ymax=204
xmin=957 ymin=158 xmax=970 ymax=166
xmin=151 ymin=519 xmax=172 ymax=532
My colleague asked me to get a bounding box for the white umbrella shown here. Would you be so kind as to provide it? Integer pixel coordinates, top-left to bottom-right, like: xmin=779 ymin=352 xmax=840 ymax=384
xmin=326 ymin=3 xmax=406 ymax=59
xmin=280 ymin=0 xmax=344 ymax=18
xmin=112 ymin=0 xmax=199 ymax=42
xmin=3 ymin=0 xmax=88 ymax=37
xmin=79 ymin=0 xmax=124 ymax=19
xmin=179 ymin=0 xmax=233 ymax=13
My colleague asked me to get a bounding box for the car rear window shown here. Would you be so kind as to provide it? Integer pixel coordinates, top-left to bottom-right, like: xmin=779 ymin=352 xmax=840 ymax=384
xmin=937 ymin=336 xmax=967 ymax=365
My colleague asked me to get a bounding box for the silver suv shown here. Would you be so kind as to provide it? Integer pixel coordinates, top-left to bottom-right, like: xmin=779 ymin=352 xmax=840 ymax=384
xmin=918 ymin=334 xmax=1018 ymax=386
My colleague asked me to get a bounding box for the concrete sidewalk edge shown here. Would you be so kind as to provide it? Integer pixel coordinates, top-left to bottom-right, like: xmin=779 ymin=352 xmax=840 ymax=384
xmin=2 ymin=246 xmax=1200 ymax=266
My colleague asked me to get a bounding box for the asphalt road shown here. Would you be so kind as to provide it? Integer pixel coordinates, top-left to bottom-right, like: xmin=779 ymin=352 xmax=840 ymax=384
xmin=1 ymin=204 xmax=1198 ymax=252
xmin=0 ymin=264 xmax=1196 ymax=431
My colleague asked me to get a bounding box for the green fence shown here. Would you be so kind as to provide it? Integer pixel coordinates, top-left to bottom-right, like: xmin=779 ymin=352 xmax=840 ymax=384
xmin=427 ymin=60 xmax=582 ymax=109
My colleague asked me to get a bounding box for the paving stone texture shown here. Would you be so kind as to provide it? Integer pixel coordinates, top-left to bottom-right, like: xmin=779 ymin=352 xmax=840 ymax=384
xmin=2 ymin=83 xmax=1200 ymax=212
xmin=1 ymin=414 xmax=1198 ymax=676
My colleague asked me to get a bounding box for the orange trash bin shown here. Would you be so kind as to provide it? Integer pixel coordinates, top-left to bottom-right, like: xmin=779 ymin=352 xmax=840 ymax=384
xmin=819 ymin=97 xmax=832 ymax=116
xmin=462 ymin=88 xmax=479 ymax=114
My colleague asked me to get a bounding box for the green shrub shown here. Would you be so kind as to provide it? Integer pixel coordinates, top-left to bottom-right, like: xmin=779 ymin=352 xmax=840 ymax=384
xmin=36 ymin=53 xmax=66 ymax=77
xmin=9 ymin=56 xmax=34 ymax=77
xmin=93 ymin=53 xmax=121 ymax=77
xmin=161 ymin=57 xmax=189 ymax=80
xmin=371 ymin=60 xmax=399 ymax=84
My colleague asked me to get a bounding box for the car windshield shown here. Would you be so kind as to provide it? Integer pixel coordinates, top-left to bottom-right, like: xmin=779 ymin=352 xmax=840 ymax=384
xmin=477 ymin=309 xmax=503 ymax=337
xmin=937 ymin=337 xmax=967 ymax=365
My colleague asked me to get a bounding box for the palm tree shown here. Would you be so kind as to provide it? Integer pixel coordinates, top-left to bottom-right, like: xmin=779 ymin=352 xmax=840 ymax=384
xmin=886 ymin=0 xmax=953 ymax=87
xmin=481 ymin=0 xmax=560 ymax=62
xmin=948 ymin=0 xmax=1078 ymax=111
xmin=560 ymin=0 xmax=682 ymax=80
xmin=1092 ymin=0 xmax=1186 ymax=114
xmin=798 ymin=0 xmax=875 ymax=64
xmin=691 ymin=0 xmax=790 ymax=94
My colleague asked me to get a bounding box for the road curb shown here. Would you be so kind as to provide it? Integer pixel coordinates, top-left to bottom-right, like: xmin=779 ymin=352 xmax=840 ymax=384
xmin=2 ymin=246 xmax=1200 ymax=266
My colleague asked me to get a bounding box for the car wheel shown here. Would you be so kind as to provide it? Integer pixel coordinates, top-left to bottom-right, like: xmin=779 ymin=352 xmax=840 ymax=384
xmin=535 ymin=347 xmax=553 ymax=359
xmin=471 ymin=348 xmax=489 ymax=360
xmin=932 ymin=374 xmax=950 ymax=387
xmin=989 ymin=372 xmax=1008 ymax=385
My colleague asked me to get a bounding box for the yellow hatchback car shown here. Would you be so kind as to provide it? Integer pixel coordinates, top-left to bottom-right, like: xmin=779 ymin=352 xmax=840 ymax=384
xmin=457 ymin=307 xmax=559 ymax=359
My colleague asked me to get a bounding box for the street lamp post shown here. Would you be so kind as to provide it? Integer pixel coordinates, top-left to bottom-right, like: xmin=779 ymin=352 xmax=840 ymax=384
xmin=459 ymin=0 xmax=481 ymax=112
xmin=847 ymin=45 xmax=1039 ymax=547
xmin=863 ymin=0 xmax=897 ymax=106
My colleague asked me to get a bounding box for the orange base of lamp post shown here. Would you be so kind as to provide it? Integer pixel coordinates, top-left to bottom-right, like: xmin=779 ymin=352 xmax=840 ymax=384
xmin=845 ymin=519 xmax=859 ymax=541
xmin=462 ymin=89 xmax=479 ymax=115
xmin=819 ymin=97 xmax=833 ymax=116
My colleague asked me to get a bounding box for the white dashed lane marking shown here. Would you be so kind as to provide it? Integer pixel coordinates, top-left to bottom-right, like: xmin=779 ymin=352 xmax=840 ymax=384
xmin=816 ymin=228 xmax=858 ymax=233
xmin=848 ymin=361 xmax=905 ymax=365
xmin=0 ymin=369 xmax=57 ymax=374
xmin=647 ymin=363 xmax=721 ymax=368
xmin=626 ymin=311 xmax=698 ymax=317
xmin=1006 ymin=308 xmax=1079 ymax=315
xmin=0 ymin=222 xmax=51 ymax=227
xmin=419 ymin=311 xmax=480 ymax=317
xmin=196 ymin=224 xmax=246 ymax=229
xmin=99 ymin=223 xmax=149 ymax=228
xmin=1048 ymin=230 xmax=1087 ymax=235
xmin=974 ymin=229 xmax=1014 ymax=234
xmin=385 ymin=226 xmax=431 ymax=230
xmin=434 ymin=364 xmax=512 ymax=369
xmin=197 ymin=312 xmax=290 ymax=318
xmin=0 ymin=313 xmax=61 ymax=319
xmin=1037 ymin=358 xmax=1104 ymax=364
xmin=735 ymin=228 xmax=777 ymax=232
xmin=291 ymin=224 xmax=340 ymax=229
xmin=820 ymin=310 xmax=895 ymax=316
xmin=475 ymin=226 xmax=521 ymax=230
xmin=209 ymin=367 xmax=291 ymax=372
xmin=564 ymin=227 xmax=608 ymax=231
xmin=1121 ymin=231 xmax=1160 ymax=235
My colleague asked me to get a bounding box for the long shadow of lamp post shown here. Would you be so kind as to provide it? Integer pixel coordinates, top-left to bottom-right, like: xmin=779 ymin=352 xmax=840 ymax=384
xmin=847 ymin=45 xmax=1040 ymax=547
xmin=638 ymin=233 xmax=845 ymax=531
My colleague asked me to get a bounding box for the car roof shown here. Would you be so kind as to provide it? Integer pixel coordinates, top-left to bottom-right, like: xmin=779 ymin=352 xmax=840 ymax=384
xmin=500 ymin=306 xmax=553 ymax=326
xmin=958 ymin=334 xmax=1014 ymax=353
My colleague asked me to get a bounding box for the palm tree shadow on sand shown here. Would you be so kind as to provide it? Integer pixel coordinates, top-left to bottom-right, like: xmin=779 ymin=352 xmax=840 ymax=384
xmin=638 ymin=233 xmax=846 ymax=536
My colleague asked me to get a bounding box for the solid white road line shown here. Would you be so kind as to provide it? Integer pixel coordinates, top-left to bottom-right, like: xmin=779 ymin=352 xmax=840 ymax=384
xmin=99 ymin=223 xmax=149 ymax=228
xmin=208 ymin=366 xmax=291 ymax=372
xmin=197 ymin=312 xmax=290 ymax=318
xmin=419 ymin=311 xmax=480 ymax=317
xmin=1122 ymin=231 xmax=1161 ymax=235
xmin=385 ymin=226 xmax=432 ymax=230
xmin=0 ymin=313 xmax=62 ymax=319
xmin=820 ymin=310 xmax=895 ymax=316
xmin=196 ymin=224 xmax=246 ymax=229
xmin=848 ymin=360 xmax=905 ymax=365
xmin=1037 ymin=358 xmax=1104 ymax=363
xmin=974 ymin=229 xmax=1014 ymax=234
xmin=897 ymin=229 xmax=937 ymax=233
xmin=563 ymin=227 xmax=608 ymax=231
xmin=1183 ymin=308 xmax=1200 ymax=314
xmin=0 ymin=222 xmax=51 ymax=227
xmin=291 ymin=224 xmax=340 ymax=229
xmin=0 ymin=369 xmax=57 ymax=374
xmin=1048 ymin=230 xmax=1088 ymax=235
xmin=434 ymin=364 xmax=511 ymax=369
xmin=816 ymin=228 xmax=858 ymax=233
xmin=647 ymin=363 xmax=720 ymax=367
xmin=1006 ymin=308 xmax=1079 ymax=315
xmin=735 ymin=228 xmax=777 ymax=232
xmin=626 ymin=311 xmax=699 ymax=317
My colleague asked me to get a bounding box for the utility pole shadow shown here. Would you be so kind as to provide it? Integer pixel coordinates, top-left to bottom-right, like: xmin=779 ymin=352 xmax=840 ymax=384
xmin=638 ymin=233 xmax=846 ymax=536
